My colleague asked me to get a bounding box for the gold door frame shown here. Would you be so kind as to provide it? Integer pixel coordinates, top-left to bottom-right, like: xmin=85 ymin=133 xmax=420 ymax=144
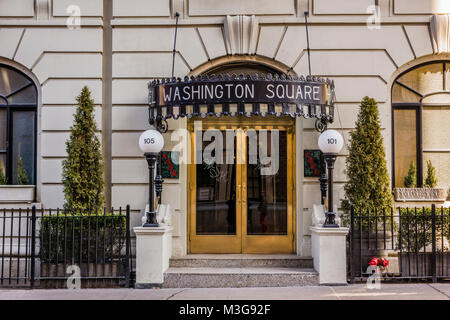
xmin=188 ymin=117 xmax=296 ymax=254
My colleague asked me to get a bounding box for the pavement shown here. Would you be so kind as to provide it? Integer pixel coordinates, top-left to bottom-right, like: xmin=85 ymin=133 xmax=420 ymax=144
xmin=0 ymin=283 xmax=449 ymax=300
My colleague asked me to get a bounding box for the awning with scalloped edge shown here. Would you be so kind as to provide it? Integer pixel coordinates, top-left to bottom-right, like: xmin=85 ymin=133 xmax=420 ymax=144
xmin=148 ymin=73 xmax=335 ymax=131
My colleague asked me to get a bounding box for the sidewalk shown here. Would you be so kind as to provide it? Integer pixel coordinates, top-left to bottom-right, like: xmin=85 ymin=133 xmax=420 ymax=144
xmin=0 ymin=283 xmax=449 ymax=300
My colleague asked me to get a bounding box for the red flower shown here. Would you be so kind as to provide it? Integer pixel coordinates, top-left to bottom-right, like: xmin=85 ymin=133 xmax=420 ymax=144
xmin=369 ymin=257 xmax=389 ymax=267
xmin=369 ymin=257 xmax=379 ymax=266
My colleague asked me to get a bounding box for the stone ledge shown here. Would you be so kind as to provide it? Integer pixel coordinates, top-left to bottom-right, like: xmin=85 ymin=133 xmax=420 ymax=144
xmin=163 ymin=267 xmax=319 ymax=288
xmin=310 ymin=227 xmax=349 ymax=236
xmin=394 ymin=188 xmax=447 ymax=202
xmin=134 ymin=226 xmax=173 ymax=235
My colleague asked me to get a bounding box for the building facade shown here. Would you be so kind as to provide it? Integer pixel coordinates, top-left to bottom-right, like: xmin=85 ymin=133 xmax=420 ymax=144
xmin=1 ymin=0 xmax=449 ymax=260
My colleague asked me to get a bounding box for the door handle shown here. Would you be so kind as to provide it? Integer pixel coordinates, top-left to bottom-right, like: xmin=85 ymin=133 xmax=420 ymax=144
xmin=242 ymin=183 xmax=247 ymax=207
xmin=237 ymin=184 xmax=241 ymax=203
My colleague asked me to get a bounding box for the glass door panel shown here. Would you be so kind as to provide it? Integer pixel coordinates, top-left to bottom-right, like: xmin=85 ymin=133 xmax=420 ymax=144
xmin=196 ymin=131 xmax=236 ymax=235
xmin=189 ymin=128 xmax=243 ymax=253
xmin=242 ymin=127 xmax=294 ymax=254
xmin=246 ymin=131 xmax=287 ymax=235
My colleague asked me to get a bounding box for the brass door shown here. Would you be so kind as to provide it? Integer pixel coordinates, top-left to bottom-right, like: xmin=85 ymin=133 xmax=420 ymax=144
xmin=188 ymin=117 xmax=295 ymax=254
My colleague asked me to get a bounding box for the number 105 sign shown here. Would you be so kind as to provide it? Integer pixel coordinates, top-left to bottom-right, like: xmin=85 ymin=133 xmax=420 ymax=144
xmin=138 ymin=129 xmax=165 ymax=154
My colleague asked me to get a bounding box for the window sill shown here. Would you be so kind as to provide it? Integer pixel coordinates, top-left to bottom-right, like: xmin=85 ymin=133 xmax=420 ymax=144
xmin=0 ymin=185 xmax=35 ymax=203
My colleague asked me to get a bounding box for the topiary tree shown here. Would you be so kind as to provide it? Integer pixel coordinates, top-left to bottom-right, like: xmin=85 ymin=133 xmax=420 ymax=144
xmin=62 ymin=86 xmax=104 ymax=213
xmin=16 ymin=157 xmax=30 ymax=185
xmin=341 ymin=96 xmax=393 ymax=222
xmin=0 ymin=163 xmax=7 ymax=185
xmin=404 ymin=160 xmax=417 ymax=188
xmin=424 ymin=160 xmax=437 ymax=188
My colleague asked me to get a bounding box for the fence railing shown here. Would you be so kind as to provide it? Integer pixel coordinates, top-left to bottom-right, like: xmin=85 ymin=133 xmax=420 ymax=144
xmin=0 ymin=205 xmax=133 ymax=288
xmin=348 ymin=204 xmax=450 ymax=283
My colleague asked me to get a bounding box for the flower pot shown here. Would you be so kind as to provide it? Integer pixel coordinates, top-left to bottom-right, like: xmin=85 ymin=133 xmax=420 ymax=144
xmin=394 ymin=188 xmax=447 ymax=202
xmin=0 ymin=185 xmax=35 ymax=203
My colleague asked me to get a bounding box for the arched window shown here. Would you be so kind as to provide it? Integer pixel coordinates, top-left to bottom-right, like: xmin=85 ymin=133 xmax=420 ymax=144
xmin=0 ymin=64 xmax=37 ymax=185
xmin=392 ymin=61 xmax=450 ymax=191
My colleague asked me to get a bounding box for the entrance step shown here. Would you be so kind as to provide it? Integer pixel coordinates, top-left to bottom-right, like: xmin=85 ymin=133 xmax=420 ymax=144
xmin=169 ymin=254 xmax=313 ymax=268
xmin=163 ymin=267 xmax=318 ymax=288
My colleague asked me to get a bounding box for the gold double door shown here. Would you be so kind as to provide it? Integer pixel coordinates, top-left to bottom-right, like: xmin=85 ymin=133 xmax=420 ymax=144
xmin=188 ymin=117 xmax=295 ymax=254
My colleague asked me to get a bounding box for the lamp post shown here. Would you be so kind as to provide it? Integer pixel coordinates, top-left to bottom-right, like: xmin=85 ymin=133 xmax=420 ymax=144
xmin=138 ymin=128 xmax=165 ymax=227
xmin=318 ymin=130 xmax=344 ymax=228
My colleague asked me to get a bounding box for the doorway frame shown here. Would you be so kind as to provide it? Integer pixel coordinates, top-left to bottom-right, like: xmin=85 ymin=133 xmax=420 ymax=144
xmin=187 ymin=116 xmax=296 ymax=254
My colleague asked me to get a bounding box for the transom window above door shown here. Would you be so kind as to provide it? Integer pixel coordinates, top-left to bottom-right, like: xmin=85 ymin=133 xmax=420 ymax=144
xmin=392 ymin=61 xmax=450 ymax=192
xmin=0 ymin=65 xmax=37 ymax=185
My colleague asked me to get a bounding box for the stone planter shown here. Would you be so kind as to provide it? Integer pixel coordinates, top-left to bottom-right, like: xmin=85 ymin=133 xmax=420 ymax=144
xmin=0 ymin=185 xmax=35 ymax=203
xmin=394 ymin=188 xmax=447 ymax=202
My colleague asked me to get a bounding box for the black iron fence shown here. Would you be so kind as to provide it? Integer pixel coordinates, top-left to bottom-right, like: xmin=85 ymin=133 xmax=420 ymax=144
xmin=0 ymin=205 xmax=133 ymax=288
xmin=348 ymin=205 xmax=450 ymax=282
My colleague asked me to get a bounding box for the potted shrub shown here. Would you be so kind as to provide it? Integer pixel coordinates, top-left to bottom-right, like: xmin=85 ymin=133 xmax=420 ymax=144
xmin=38 ymin=86 xmax=108 ymax=287
xmin=39 ymin=211 xmax=127 ymax=287
xmin=341 ymin=97 xmax=395 ymax=275
xmin=394 ymin=161 xmax=447 ymax=202
xmin=0 ymin=158 xmax=35 ymax=203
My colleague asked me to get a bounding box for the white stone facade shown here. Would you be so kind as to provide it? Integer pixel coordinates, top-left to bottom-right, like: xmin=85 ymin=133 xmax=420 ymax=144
xmin=0 ymin=0 xmax=447 ymax=257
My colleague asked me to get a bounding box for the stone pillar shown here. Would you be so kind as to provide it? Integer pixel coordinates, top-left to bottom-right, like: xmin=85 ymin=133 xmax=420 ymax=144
xmin=134 ymin=226 xmax=173 ymax=288
xmin=310 ymin=226 xmax=349 ymax=285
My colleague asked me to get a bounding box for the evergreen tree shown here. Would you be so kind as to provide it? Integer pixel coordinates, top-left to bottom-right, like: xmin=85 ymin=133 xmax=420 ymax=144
xmin=341 ymin=96 xmax=393 ymax=215
xmin=16 ymin=157 xmax=29 ymax=185
xmin=0 ymin=163 xmax=7 ymax=185
xmin=424 ymin=160 xmax=437 ymax=188
xmin=404 ymin=160 xmax=417 ymax=188
xmin=62 ymin=86 xmax=104 ymax=213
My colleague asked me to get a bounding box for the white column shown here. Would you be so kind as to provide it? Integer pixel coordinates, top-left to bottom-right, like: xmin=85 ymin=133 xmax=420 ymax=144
xmin=134 ymin=226 xmax=173 ymax=288
xmin=310 ymin=226 xmax=349 ymax=285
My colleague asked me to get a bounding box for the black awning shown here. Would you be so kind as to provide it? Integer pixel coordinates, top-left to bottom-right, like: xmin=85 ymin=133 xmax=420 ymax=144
xmin=148 ymin=73 xmax=335 ymax=131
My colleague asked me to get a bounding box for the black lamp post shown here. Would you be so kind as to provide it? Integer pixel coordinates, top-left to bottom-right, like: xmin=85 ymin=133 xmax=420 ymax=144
xmin=318 ymin=130 xmax=344 ymax=228
xmin=143 ymin=153 xmax=158 ymax=227
xmin=139 ymin=128 xmax=165 ymax=227
xmin=319 ymin=153 xmax=327 ymax=206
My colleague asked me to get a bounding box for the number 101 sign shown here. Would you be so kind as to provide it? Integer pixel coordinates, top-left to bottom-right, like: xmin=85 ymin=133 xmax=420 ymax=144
xmin=318 ymin=130 xmax=344 ymax=154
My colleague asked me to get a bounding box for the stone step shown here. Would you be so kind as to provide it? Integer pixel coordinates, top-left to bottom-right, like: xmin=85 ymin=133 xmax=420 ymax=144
xmin=163 ymin=267 xmax=318 ymax=288
xmin=169 ymin=254 xmax=313 ymax=268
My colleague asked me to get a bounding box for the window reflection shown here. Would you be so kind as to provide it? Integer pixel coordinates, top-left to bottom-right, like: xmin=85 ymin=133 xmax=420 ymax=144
xmin=394 ymin=109 xmax=417 ymax=188
xmin=247 ymin=131 xmax=287 ymax=235
xmin=196 ymin=131 xmax=236 ymax=235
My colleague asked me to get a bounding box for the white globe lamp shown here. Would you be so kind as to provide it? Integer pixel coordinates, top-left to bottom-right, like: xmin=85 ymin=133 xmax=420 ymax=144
xmin=318 ymin=129 xmax=344 ymax=155
xmin=318 ymin=130 xmax=344 ymax=228
xmin=139 ymin=129 xmax=164 ymax=155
